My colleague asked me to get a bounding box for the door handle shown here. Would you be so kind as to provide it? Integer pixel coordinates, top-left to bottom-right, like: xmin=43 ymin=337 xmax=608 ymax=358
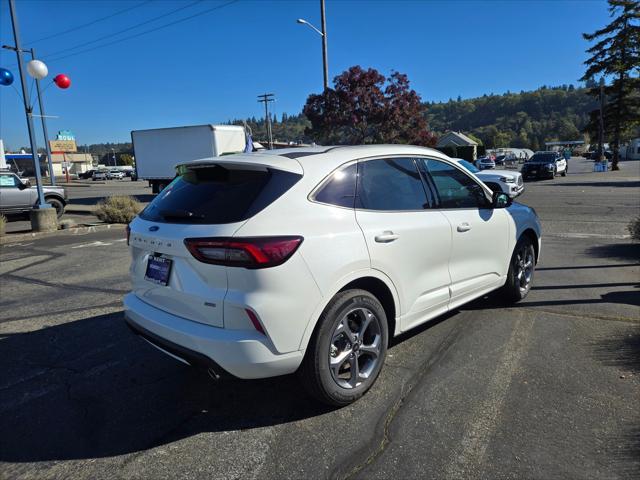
xmin=457 ymin=222 xmax=471 ymax=232
xmin=374 ymin=231 xmax=399 ymax=243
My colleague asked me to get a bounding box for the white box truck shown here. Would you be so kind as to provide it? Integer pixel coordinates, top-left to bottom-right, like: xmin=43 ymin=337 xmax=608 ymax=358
xmin=131 ymin=124 xmax=247 ymax=193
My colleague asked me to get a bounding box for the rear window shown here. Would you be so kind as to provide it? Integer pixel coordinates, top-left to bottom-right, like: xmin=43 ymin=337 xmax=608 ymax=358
xmin=140 ymin=165 xmax=301 ymax=224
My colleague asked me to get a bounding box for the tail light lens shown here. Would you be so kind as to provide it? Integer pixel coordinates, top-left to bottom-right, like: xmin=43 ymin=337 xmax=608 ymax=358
xmin=184 ymin=236 xmax=303 ymax=269
xmin=126 ymin=224 xmax=131 ymax=246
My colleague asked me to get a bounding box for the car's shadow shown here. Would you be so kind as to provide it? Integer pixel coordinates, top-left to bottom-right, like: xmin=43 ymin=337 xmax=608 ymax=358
xmin=0 ymin=312 xmax=333 ymax=463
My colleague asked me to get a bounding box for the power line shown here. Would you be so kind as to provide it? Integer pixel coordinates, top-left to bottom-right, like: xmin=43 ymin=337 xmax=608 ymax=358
xmin=39 ymin=0 xmax=203 ymax=61
xmin=25 ymin=0 xmax=154 ymax=46
xmin=43 ymin=0 xmax=240 ymax=64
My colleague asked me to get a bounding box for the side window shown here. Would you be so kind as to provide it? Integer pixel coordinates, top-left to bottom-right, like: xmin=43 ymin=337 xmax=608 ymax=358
xmin=423 ymin=159 xmax=489 ymax=209
xmin=0 ymin=175 xmax=19 ymax=188
xmin=313 ymin=163 xmax=357 ymax=208
xmin=356 ymin=158 xmax=429 ymax=211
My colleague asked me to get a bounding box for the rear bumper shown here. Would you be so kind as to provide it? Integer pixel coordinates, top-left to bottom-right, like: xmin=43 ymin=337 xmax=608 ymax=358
xmin=123 ymin=293 xmax=304 ymax=379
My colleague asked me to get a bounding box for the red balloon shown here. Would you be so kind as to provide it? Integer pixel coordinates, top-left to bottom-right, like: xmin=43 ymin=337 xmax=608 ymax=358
xmin=54 ymin=74 xmax=71 ymax=89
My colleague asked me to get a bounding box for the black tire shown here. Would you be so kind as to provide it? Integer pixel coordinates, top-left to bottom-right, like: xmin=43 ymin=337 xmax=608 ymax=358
xmin=561 ymin=167 xmax=567 ymax=177
xmin=500 ymin=236 xmax=536 ymax=303
xmin=298 ymin=289 xmax=389 ymax=406
xmin=45 ymin=197 xmax=64 ymax=218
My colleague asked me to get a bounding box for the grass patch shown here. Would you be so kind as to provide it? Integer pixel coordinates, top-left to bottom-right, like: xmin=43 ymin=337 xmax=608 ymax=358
xmin=0 ymin=214 xmax=5 ymax=236
xmin=96 ymin=195 xmax=143 ymax=224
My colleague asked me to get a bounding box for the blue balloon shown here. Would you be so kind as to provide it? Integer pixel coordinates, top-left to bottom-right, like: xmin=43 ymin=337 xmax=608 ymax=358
xmin=0 ymin=68 xmax=14 ymax=86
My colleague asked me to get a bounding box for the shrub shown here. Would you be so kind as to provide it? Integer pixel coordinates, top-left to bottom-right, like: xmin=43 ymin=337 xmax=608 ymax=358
xmin=0 ymin=214 xmax=6 ymax=236
xmin=96 ymin=195 xmax=142 ymax=224
xmin=629 ymin=217 xmax=640 ymax=241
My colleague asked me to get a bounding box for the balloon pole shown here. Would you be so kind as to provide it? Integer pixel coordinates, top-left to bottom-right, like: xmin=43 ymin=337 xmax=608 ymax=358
xmin=7 ymin=0 xmax=48 ymax=208
xmin=30 ymin=48 xmax=55 ymax=185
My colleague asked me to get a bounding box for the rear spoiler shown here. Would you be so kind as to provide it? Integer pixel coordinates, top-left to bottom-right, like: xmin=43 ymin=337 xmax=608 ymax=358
xmin=176 ymin=154 xmax=303 ymax=175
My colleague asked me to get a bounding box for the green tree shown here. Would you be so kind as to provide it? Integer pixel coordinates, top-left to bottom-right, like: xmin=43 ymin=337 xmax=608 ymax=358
xmin=119 ymin=153 xmax=134 ymax=166
xmin=581 ymin=0 xmax=640 ymax=169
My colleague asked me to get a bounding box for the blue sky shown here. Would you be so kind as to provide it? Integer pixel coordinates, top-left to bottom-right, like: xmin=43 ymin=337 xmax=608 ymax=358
xmin=0 ymin=0 xmax=608 ymax=150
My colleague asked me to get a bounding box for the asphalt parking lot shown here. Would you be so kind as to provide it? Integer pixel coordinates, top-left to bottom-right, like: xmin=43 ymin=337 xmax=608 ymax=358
xmin=1 ymin=157 xmax=638 ymax=479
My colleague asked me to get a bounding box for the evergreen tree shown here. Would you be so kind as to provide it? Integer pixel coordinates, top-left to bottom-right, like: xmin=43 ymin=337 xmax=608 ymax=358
xmin=581 ymin=0 xmax=640 ymax=169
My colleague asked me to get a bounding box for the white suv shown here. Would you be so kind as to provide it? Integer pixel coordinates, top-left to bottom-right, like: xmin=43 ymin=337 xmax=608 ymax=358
xmin=124 ymin=145 xmax=541 ymax=405
xmin=453 ymin=158 xmax=524 ymax=198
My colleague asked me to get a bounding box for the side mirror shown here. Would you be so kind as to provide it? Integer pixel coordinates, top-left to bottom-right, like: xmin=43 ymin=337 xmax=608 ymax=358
xmin=18 ymin=179 xmax=30 ymax=190
xmin=492 ymin=191 xmax=512 ymax=209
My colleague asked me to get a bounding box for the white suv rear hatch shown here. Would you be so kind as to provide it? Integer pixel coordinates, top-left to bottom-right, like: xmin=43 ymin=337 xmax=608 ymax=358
xmin=128 ymin=157 xmax=302 ymax=328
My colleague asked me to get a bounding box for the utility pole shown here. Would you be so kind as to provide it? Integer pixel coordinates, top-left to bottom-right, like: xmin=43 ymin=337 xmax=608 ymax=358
xmin=598 ymin=77 xmax=605 ymax=162
xmin=320 ymin=0 xmax=328 ymax=91
xmin=8 ymin=0 xmax=47 ymax=209
xmin=257 ymin=93 xmax=275 ymax=149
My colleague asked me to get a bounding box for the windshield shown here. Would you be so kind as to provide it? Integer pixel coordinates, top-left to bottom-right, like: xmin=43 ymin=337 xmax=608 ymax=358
xmin=527 ymin=153 xmax=556 ymax=163
xmin=457 ymin=159 xmax=480 ymax=173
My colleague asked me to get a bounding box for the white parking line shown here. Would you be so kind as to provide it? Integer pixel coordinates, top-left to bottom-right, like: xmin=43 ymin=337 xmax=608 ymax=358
xmin=546 ymin=233 xmax=631 ymax=239
xmin=70 ymin=241 xmax=113 ymax=249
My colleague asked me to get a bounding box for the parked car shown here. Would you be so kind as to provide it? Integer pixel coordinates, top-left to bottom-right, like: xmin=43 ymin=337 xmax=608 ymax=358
xmin=494 ymin=155 xmax=506 ymax=166
xmin=0 ymin=171 xmax=67 ymax=217
xmin=79 ymin=169 xmax=96 ymax=179
xmin=521 ymin=151 xmax=567 ymax=180
xmin=92 ymin=170 xmax=108 ymax=181
xmin=107 ymin=170 xmax=125 ymax=180
xmin=124 ymin=145 xmax=541 ymax=406
xmin=475 ymin=156 xmax=496 ymax=170
xmin=453 ymin=158 xmax=524 ymax=198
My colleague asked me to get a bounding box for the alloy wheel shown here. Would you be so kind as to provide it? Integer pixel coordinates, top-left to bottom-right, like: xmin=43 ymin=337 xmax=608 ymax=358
xmin=515 ymin=245 xmax=534 ymax=293
xmin=328 ymin=307 xmax=382 ymax=389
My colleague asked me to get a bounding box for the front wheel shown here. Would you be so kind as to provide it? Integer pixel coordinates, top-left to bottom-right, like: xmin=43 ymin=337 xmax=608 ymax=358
xmin=299 ymin=289 xmax=388 ymax=406
xmin=500 ymin=236 xmax=536 ymax=303
xmin=45 ymin=197 xmax=64 ymax=218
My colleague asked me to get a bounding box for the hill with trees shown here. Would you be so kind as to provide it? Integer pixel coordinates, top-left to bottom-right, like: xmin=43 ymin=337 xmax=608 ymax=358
xmin=229 ymin=84 xmax=605 ymax=151
xmin=426 ymin=85 xmax=599 ymax=150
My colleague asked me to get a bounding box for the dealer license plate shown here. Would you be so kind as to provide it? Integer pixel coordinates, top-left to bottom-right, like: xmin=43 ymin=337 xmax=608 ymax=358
xmin=145 ymin=255 xmax=172 ymax=286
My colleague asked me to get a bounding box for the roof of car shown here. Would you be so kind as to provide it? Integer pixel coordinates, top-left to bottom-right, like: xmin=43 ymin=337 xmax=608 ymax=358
xmin=178 ymin=145 xmax=451 ymax=180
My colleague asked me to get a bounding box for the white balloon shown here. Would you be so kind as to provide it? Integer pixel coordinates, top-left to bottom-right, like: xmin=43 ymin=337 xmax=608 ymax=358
xmin=27 ymin=59 xmax=48 ymax=80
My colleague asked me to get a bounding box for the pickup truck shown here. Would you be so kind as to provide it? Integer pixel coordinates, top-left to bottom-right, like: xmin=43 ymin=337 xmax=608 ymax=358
xmin=0 ymin=170 xmax=67 ymax=217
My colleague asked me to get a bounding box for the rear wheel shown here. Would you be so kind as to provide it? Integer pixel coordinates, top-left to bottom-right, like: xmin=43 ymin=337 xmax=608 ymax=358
xmin=299 ymin=289 xmax=388 ymax=406
xmin=45 ymin=197 xmax=64 ymax=218
xmin=561 ymin=166 xmax=567 ymax=176
xmin=500 ymin=236 xmax=536 ymax=303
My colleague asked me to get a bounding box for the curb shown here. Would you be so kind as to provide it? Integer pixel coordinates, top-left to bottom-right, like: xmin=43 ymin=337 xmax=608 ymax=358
xmin=0 ymin=223 xmax=126 ymax=245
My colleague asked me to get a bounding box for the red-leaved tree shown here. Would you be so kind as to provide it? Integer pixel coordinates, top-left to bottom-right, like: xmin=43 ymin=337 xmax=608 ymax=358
xmin=303 ymin=66 xmax=437 ymax=146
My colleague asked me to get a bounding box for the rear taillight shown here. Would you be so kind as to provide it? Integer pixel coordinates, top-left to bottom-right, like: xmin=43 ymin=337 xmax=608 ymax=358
xmin=184 ymin=236 xmax=303 ymax=268
xmin=126 ymin=224 xmax=131 ymax=246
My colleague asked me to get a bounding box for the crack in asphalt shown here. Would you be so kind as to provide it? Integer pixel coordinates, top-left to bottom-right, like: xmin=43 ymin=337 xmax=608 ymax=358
xmin=332 ymin=316 xmax=468 ymax=480
xmin=3 ymin=272 xmax=128 ymax=295
xmin=507 ymin=306 xmax=640 ymax=324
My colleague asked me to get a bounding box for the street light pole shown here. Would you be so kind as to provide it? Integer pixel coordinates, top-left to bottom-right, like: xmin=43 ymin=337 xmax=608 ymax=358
xmin=320 ymin=0 xmax=328 ymax=91
xmin=297 ymin=0 xmax=329 ymax=91
xmin=8 ymin=0 xmax=47 ymax=208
